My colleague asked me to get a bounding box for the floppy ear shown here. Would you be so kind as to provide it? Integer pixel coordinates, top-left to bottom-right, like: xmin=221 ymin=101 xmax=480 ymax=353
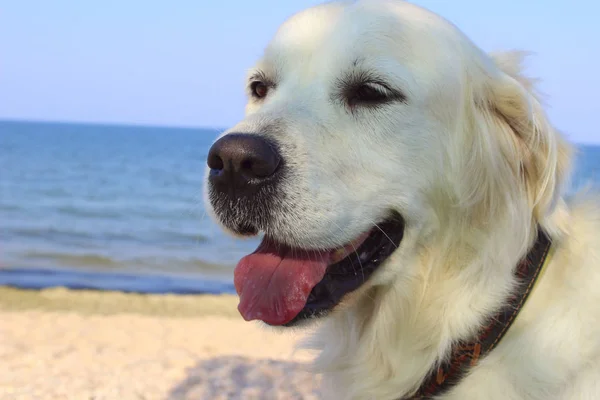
xmin=465 ymin=51 xmax=572 ymax=221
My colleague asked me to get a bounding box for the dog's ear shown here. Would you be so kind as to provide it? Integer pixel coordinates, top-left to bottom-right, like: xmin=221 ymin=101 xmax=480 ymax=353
xmin=465 ymin=51 xmax=572 ymax=221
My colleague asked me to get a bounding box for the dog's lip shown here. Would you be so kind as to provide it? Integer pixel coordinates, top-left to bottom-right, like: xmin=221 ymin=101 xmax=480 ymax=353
xmin=233 ymin=230 xmax=372 ymax=326
xmin=328 ymin=231 xmax=372 ymax=264
xmin=232 ymin=212 xmax=405 ymax=327
xmin=283 ymin=213 xmax=405 ymax=326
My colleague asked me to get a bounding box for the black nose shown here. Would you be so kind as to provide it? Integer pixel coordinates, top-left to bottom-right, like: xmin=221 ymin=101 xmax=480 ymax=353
xmin=207 ymin=134 xmax=282 ymax=195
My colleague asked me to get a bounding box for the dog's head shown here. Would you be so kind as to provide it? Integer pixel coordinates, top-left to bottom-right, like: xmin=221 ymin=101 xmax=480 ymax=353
xmin=204 ymin=0 xmax=571 ymax=327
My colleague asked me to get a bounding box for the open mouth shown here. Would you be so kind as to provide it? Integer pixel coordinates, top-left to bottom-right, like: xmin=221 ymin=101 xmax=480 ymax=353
xmin=233 ymin=213 xmax=405 ymax=326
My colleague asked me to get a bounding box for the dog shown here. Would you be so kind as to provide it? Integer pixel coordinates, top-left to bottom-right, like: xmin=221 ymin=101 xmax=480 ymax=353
xmin=203 ymin=1 xmax=600 ymax=399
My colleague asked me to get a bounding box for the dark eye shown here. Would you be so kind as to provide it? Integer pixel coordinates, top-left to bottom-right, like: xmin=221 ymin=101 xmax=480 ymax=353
xmin=250 ymin=81 xmax=269 ymax=99
xmin=346 ymin=83 xmax=391 ymax=108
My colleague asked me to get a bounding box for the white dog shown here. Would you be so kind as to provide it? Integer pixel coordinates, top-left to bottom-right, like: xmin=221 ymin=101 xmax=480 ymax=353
xmin=204 ymin=1 xmax=600 ymax=399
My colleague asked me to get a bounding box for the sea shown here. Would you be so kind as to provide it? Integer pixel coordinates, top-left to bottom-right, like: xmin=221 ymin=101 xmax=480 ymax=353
xmin=1 ymin=120 xmax=599 ymax=294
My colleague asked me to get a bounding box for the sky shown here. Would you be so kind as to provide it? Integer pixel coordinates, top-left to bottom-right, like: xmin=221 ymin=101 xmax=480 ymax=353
xmin=1 ymin=0 xmax=598 ymax=143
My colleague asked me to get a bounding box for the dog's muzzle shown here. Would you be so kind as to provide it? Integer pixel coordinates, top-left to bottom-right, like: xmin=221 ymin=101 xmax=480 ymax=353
xmin=206 ymin=133 xmax=284 ymax=235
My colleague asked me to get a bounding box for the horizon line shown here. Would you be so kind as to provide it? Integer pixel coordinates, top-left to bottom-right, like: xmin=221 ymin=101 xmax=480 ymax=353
xmin=0 ymin=117 xmax=225 ymax=133
xmin=1 ymin=117 xmax=597 ymax=146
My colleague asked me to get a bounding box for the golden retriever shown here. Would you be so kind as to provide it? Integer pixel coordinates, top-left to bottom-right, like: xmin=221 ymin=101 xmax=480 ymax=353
xmin=204 ymin=1 xmax=600 ymax=398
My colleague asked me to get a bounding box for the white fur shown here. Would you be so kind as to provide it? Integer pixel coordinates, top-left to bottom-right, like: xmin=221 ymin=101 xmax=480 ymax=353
xmin=205 ymin=1 xmax=600 ymax=398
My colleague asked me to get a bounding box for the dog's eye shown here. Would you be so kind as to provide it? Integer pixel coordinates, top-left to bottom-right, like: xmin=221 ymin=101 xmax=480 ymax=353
xmin=352 ymin=84 xmax=387 ymax=103
xmin=344 ymin=82 xmax=405 ymax=109
xmin=250 ymin=81 xmax=269 ymax=99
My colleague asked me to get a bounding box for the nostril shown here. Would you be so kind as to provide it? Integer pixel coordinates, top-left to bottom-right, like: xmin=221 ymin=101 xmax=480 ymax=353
xmin=242 ymin=155 xmax=281 ymax=179
xmin=207 ymin=133 xmax=282 ymax=182
xmin=240 ymin=158 xmax=253 ymax=173
xmin=207 ymin=153 xmax=224 ymax=171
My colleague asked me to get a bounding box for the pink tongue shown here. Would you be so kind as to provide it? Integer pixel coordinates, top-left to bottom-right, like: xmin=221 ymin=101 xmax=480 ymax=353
xmin=234 ymin=241 xmax=331 ymax=325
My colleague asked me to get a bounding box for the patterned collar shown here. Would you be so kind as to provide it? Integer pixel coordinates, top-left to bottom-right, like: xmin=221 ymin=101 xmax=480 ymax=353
xmin=404 ymin=228 xmax=553 ymax=399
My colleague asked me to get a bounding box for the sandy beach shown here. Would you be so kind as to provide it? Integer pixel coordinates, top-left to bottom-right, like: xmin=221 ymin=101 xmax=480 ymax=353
xmin=0 ymin=287 xmax=321 ymax=400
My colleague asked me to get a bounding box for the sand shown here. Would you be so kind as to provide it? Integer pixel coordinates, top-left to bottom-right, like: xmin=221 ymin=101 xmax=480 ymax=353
xmin=0 ymin=287 xmax=322 ymax=400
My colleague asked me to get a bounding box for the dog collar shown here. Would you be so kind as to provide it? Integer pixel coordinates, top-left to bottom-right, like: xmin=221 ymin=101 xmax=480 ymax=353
xmin=404 ymin=228 xmax=553 ymax=400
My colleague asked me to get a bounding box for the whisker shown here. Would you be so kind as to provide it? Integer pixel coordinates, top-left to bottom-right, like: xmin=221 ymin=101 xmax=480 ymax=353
xmin=328 ymin=173 xmax=397 ymax=250
xmin=331 ymin=220 xmax=364 ymax=282
xmin=369 ymin=218 xmax=397 ymax=249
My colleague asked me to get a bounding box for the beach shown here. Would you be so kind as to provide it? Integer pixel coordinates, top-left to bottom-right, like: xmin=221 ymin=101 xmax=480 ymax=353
xmin=1 ymin=122 xmax=598 ymax=400
xmin=0 ymin=287 xmax=321 ymax=400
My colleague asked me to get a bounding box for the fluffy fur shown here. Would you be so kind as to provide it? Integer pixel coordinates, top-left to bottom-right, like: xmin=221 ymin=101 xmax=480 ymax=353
xmin=205 ymin=1 xmax=600 ymax=399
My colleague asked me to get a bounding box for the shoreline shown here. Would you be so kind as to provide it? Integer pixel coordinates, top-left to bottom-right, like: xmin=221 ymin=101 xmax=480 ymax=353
xmin=0 ymin=266 xmax=236 ymax=296
xmin=0 ymin=286 xmax=240 ymax=317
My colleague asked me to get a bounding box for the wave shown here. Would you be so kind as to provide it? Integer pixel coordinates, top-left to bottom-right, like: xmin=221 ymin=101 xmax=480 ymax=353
xmin=20 ymin=252 xmax=121 ymax=268
xmin=5 ymin=226 xmax=210 ymax=245
xmin=14 ymin=250 xmax=235 ymax=275
xmin=0 ymin=203 xmax=23 ymax=212
xmin=127 ymin=256 xmax=234 ymax=272
xmin=53 ymin=203 xmax=205 ymax=222
xmin=151 ymin=230 xmax=211 ymax=244
xmin=0 ymin=267 xmax=235 ymax=295
xmin=7 ymin=227 xmax=99 ymax=241
xmin=55 ymin=205 xmax=124 ymax=219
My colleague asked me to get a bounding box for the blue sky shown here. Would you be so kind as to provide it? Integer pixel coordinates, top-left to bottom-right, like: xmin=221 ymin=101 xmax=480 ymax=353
xmin=1 ymin=0 xmax=598 ymax=143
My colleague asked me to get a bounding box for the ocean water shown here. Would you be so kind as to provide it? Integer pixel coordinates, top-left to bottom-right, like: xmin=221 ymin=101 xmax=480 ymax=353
xmin=1 ymin=120 xmax=599 ymax=293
